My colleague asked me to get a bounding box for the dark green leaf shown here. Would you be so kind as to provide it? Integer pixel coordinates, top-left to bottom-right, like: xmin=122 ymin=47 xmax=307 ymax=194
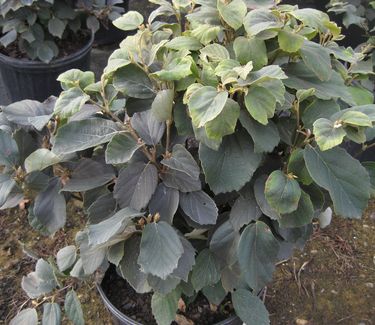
xmin=138 ymin=222 xmax=184 ymax=279
xmin=149 ymin=183 xmax=179 ymax=224
xmin=304 ymin=145 xmax=370 ymax=218
xmin=191 ymin=249 xmax=221 ymax=291
xmin=105 ymin=133 xmax=141 ymax=164
xmin=238 ymin=221 xmax=279 ymax=290
xmin=33 ymin=178 xmax=66 ymax=234
xmin=233 ymin=289 xmax=270 ymax=325
xmin=0 ymin=130 xmax=19 ymax=167
xmin=151 ymin=288 xmax=181 ymax=325
xmin=180 ymin=190 xmax=218 ymax=225
xmin=56 ymin=246 xmax=76 ymax=272
xmin=42 ymin=303 xmax=60 ymax=325
xmin=265 ymin=170 xmax=301 ymax=214
xmin=113 ymin=65 xmax=155 ymax=99
xmin=114 ymin=162 xmax=158 ymax=210
xmin=53 ymin=118 xmax=121 ymax=155
xmin=240 ymin=110 xmax=280 ymax=153
xmin=65 ymin=290 xmax=84 ymax=325
xmin=279 ymin=191 xmax=314 ymax=228
xmin=63 ymin=159 xmax=115 ymax=192
xmin=9 ymin=308 xmax=37 ymax=325
xmin=119 ymin=236 xmax=151 ymax=293
xmin=199 ymin=130 xmax=262 ymax=194
xmin=131 ymin=110 xmax=165 ymax=145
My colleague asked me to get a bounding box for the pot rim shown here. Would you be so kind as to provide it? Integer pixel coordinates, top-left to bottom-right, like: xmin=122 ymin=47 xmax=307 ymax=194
xmin=0 ymin=32 xmax=94 ymax=70
xmin=96 ymin=282 xmax=241 ymax=325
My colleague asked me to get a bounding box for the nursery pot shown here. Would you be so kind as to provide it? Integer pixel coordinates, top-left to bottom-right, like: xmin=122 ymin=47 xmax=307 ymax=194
xmin=0 ymin=33 xmax=94 ymax=103
xmin=94 ymin=1 xmax=130 ymax=45
xmin=97 ymin=281 xmax=243 ymax=325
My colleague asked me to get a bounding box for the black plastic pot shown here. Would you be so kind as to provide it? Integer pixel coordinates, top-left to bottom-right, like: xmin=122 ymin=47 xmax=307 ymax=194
xmin=96 ymin=283 xmax=243 ymax=325
xmin=0 ymin=34 xmax=94 ymax=103
xmin=94 ymin=1 xmax=130 ymax=45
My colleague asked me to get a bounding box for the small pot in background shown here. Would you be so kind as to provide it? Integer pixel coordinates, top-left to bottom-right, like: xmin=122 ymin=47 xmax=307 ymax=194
xmin=0 ymin=34 xmax=94 ymax=103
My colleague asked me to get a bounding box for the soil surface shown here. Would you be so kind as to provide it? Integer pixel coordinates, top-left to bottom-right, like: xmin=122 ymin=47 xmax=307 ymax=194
xmin=0 ymin=31 xmax=90 ymax=61
xmin=1 ymin=200 xmax=374 ymax=325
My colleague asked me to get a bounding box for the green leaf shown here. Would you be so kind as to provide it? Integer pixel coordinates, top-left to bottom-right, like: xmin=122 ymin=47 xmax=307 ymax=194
xmin=113 ymin=65 xmax=155 ymax=99
xmin=151 ymin=57 xmax=193 ymax=81
xmin=302 ymin=99 xmax=340 ymax=130
xmin=265 ymin=170 xmax=302 ymax=214
xmin=42 ymin=303 xmax=61 ymax=325
xmin=313 ymin=118 xmax=346 ymax=151
xmin=340 ymin=111 xmax=372 ymax=127
xmin=278 ymin=30 xmax=304 ymax=53
xmin=191 ymin=24 xmax=221 ymax=45
xmin=107 ymin=241 xmax=125 ymax=266
xmin=205 ymin=98 xmax=240 ymax=141
xmin=230 ymin=194 xmax=262 ymax=231
xmin=202 ymin=281 xmax=227 ymax=305
xmin=105 ymin=133 xmax=141 ymax=164
xmin=291 ymin=8 xmax=330 ymax=32
xmin=279 ymin=191 xmax=314 ymax=228
xmin=166 ymin=36 xmax=202 ymax=51
xmin=348 ymin=86 xmax=374 ymax=106
xmin=149 ymin=184 xmax=179 ymax=224
xmin=87 ymin=207 xmax=142 ymax=247
xmin=10 ymin=308 xmax=38 ymax=325
xmin=104 ymin=49 xmax=131 ymax=75
xmin=199 ymin=130 xmax=262 ymax=194
xmin=237 ymin=221 xmax=279 ymax=290
xmin=284 ymin=62 xmax=354 ymax=105
xmin=53 ymin=118 xmax=121 ymax=155
xmin=161 ymin=144 xmax=200 ymax=180
xmin=37 ymin=42 xmax=55 ymax=63
xmin=57 ymin=69 xmax=95 ymax=90
xmin=151 ymin=288 xmax=181 ymax=325
xmin=245 ymin=86 xmax=276 ymax=125
xmin=24 ymin=149 xmax=62 ymax=174
xmin=0 ymin=130 xmax=19 ymax=167
xmin=304 ymin=145 xmax=370 ymax=218
xmin=119 ymin=235 xmax=151 ymax=293
xmin=218 ymin=0 xmax=247 ymax=30
xmin=287 ymin=148 xmax=313 ymax=185
xmin=233 ymin=289 xmax=270 ymax=325
xmin=65 ymin=290 xmax=84 ymax=325
xmin=22 ymin=259 xmax=58 ymax=299
xmin=56 ymin=246 xmax=76 ymax=272
xmin=243 ymin=8 xmax=283 ymax=36
xmin=296 ymin=88 xmax=315 ymax=103
xmin=114 ymin=162 xmax=158 ymax=210
xmin=151 ymin=89 xmax=175 ymax=122
xmin=191 ymin=249 xmax=221 ymax=291
xmin=131 ymin=110 xmax=165 ymax=145
xmin=62 ymin=159 xmax=115 ymax=192
xmin=188 ymin=86 xmax=228 ymax=127
xmin=138 ymin=222 xmax=184 ymax=279
xmin=33 ymin=178 xmax=66 ymax=234
xmin=233 ymin=36 xmax=268 ymax=69
xmin=200 ymin=44 xmax=230 ymax=61
xmin=113 ymin=11 xmax=144 ymax=31
xmin=240 ymin=65 xmax=287 ymax=86
xmin=180 ymin=190 xmax=218 ymax=225
xmin=239 ymin=110 xmax=280 ymax=153
xmin=299 ymin=40 xmax=332 ymax=81
xmin=0 ymin=174 xmax=16 ymax=208
xmin=48 ymin=17 xmax=66 ymax=38
xmin=55 ymin=88 xmax=90 ymax=118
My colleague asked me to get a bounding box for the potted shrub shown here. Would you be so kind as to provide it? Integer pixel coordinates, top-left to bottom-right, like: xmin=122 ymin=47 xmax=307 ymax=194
xmin=0 ymin=0 xmax=97 ymax=102
xmin=75 ymin=0 xmax=130 ymax=45
xmin=2 ymin=0 xmax=375 ymax=323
